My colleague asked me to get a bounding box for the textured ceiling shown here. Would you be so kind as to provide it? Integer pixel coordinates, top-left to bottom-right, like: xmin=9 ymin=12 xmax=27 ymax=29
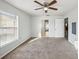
xmin=4 ymin=0 xmax=78 ymax=16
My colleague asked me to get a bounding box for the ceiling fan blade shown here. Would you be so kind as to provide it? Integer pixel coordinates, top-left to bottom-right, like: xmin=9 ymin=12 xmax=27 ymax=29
xmin=34 ymin=1 xmax=43 ymax=6
xmin=49 ymin=7 xmax=58 ymax=10
xmin=48 ymin=0 xmax=57 ymax=6
xmin=34 ymin=7 xmax=43 ymax=10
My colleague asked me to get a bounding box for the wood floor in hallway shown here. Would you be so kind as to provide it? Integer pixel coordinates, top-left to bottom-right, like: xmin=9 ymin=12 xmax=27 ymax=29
xmin=2 ymin=37 xmax=77 ymax=59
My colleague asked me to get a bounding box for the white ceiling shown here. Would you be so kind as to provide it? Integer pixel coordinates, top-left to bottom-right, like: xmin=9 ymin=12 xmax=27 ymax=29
xmin=4 ymin=0 xmax=78 ymax=16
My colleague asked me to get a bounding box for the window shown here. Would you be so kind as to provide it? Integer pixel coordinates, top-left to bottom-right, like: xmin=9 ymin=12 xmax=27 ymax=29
xmin=0 ymin=11 xmax=18 ymax=47
xmin=72 ymin=22 xmax=76 ymax=34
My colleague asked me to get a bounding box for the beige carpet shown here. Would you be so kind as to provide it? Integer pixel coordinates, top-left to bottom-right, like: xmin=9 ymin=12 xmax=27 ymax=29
xmin=2 ymin=37 xmax=77 ymax=59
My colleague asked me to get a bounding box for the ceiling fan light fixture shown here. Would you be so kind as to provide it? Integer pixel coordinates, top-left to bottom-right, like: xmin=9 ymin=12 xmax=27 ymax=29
xmin=34 ymin=0 xmax=58 ymax=13
xmin=44 ymin=7 xmax=48 ymax=11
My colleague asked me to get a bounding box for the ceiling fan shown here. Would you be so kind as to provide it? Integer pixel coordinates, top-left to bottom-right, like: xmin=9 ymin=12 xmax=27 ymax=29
xmin=34 ymin=0 xmax=58 ymax=13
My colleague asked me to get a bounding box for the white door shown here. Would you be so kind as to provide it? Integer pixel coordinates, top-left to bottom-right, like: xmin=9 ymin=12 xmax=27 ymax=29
xmin=55 ymin=19 xmax=64 ymax=37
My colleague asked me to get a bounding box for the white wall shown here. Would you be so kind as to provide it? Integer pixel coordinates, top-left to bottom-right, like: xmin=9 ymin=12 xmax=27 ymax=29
xmin=65 ymin=8 xmax=78 ymax=49
xmin=0 ymin=0 xmax=31 ymax=58
xmin=31 ymin=16 xmax=64 ymax=37
xmin=55 ymin=19 xmax=64 ymax=37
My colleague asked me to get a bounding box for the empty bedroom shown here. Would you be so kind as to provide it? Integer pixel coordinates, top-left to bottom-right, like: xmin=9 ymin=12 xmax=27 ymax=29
xmin=0 ymin=0 xmax=78 ymax=59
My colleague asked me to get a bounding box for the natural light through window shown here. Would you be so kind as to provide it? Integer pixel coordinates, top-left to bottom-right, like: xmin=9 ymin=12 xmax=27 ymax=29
xmin=0 ymin=11 xmax=18 ymax=47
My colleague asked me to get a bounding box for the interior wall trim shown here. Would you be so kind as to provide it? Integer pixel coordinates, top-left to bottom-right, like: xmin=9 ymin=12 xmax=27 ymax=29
xmin=0 ymin=37 xmax=32 ymax=59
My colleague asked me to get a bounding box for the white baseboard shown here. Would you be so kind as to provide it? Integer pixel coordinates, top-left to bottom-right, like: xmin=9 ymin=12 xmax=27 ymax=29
xmin=0 ymin=36 xmax=31 ymax=59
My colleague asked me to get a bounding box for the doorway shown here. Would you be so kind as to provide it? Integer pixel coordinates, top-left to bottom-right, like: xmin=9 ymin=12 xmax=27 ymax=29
xmin=64 ymin=18 xmax=68 ymax=39
xmin=41 ymin=20 xmax=49 ymax=37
